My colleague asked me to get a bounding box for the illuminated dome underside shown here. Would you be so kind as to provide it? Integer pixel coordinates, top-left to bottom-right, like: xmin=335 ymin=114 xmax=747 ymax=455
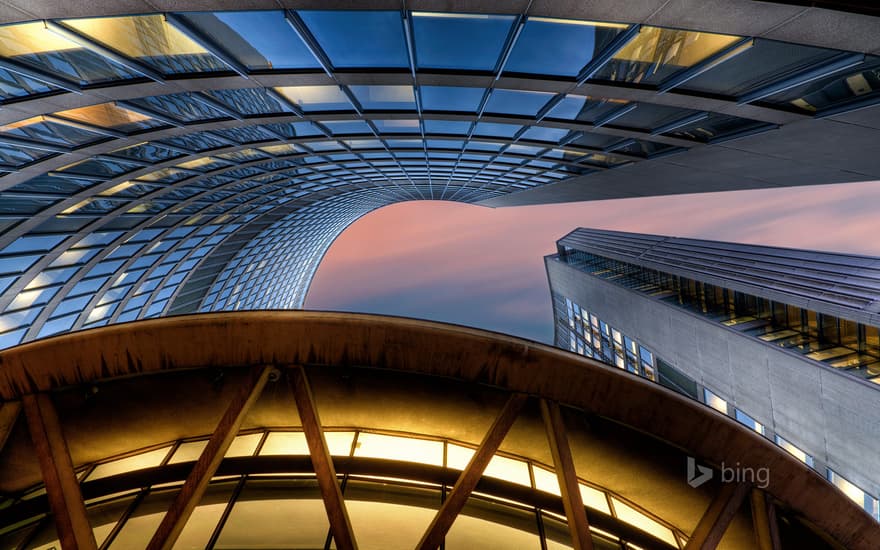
xmin=0 ymin=6 xmax=877 ymax=345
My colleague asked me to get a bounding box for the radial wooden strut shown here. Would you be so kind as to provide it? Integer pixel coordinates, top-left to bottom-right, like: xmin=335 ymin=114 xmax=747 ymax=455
xmin=416 ymin=393 xmax=529 ymax=550
xmin=147 ymin=365 xmax=275 ymax=550
xmin=290 ymin=366 xmax=359 ymax=550
xmin=22 ymin=393 xmax=97 ymax=550
xmin=541 ymin=399 xmax=594 ymax=550
xmin=685 ymin=481 xmax=750 ymax=550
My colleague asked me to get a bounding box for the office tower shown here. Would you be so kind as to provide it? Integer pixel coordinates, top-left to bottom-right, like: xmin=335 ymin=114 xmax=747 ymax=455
xmin=546 ymin=227 xmax=880 ymax=521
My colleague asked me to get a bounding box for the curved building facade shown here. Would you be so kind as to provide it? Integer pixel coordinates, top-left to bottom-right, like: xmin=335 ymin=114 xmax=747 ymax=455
xmin=0 ymin=3 xmax=877 ymax=344
xmin=0 ymin=311 xmax=877 ymax=549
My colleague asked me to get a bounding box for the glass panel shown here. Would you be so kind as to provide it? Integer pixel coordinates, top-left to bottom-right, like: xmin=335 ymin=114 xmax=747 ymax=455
xmin=299 ymin=10 xmax=408 ymax=68
xmin=682 ymin=39 xmax=840 ymax=98
xmin=275 ymin=85 xmax=352 ymax=111
xmin=128 ymin=92 xmax=228 ymax=122
xmin=484 ymin=89 xmax=554 ymax=116
xmin=173 ymin=481 xmax=238 ymax=549
xmin=260 ymin=430 xmax=354 ymax=456
xmin=0 ymin=21 xmax=140 ymax=84
xmin=610 ymin=497 xmax=677 ymax=547
xmin=663 ymin=113 xmax=769 ymax=142
xmin=608 ymin=103 xmax=701 ymax=131
xmin=86 ymin=446 xmax=172 ymax=481
xmin=206 ymin=88 xmax=291 ymax=116
xmin=180 ymin=11 xmax=320 ymax=70
xmin=593 ymin=26 xmax=741 ymax=85
xmin=373 ymin=119 xmax=421 ymax=134
xmin=546 ymin=95 xmax=630 ymax=123
xmin=520 ymin=126 xmax=569 ymax=143
xmin=446 ymin=496 xmax=541 ymax=549
xmin=579 ymin=483 xmax=611 ymax=514
xmin=412 ymin=12 xmax=515 ymax=71
xmin=350 ymin=85 xmax=416 ymax=110
xmin=505 ymin=17 xmax=627 ymax=77
xmin=474 ymin=122 xmax=521 ymax=137
xmin=107 ymin=489 xmax=177 ymax=549
xmin=345 ymin=481 xmax=440 ymax=549
xmin=353 ymin=433 xmax=444 ymax=466
xmin=420 ymin=86 xmax=485 ymax=112
xmin=54 ymin=103 xmax=163 ymax=133
xmin=762 ymin=55 xmax=880 ymax=114
xmin=0 ymin=67 xmax=56 ymax=101
xmin=62 ymin=15 xmax=229 ymax=74
xmin=0 ymin=116 xmax=104 ymax=147
xmin=484 ymin=455 xmax=531 ymax=487
xmin=168 ymin=440 xmax=208 ymax=464
xmin=215 ymin=479 xmax=328 ymax=549
xmin=703 ymin=387 xmax=728 ymax=414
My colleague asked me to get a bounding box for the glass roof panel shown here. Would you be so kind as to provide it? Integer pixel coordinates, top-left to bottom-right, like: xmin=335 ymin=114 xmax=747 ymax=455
xmin=0 ymin=143 xmax=53 ymax=167
xmin=320 ymin=120 xmax=372 ymax=135
xmin=350 ymin=85 xmax=416 ymax=110
xmin=372 ymin=119 xmax=421 ymax=134
xmin=109 ymin=142 xmax=184 ymax=163
xmin=606 ymin=103 xmax=701 ymax=131
xmin=299 ymin=10 xmax=408 ymax=68
xmin=593 ymin=26 xmax=741 ymax=86
xmin=545 ymin=95 xmax=630 ymax=123
xmin=275 ymin=86 xmax=353 ymax=112
xmin=662 ymin=113 xmax=770 ymax=142
xmin=761 ymin=55 xmax=880 ymax=114
xmin=0 ymin=21 xmax=141 ymax=85
xmin=206 ymin=88 xmax=291 ymax=116
xmin=474 ymin=121 xmax=522 ymax=138
xmin=62 ymin=15 xmax=229 ymax=75
xmin=520 ymin=126 xmax=568 ymax=143
xmin=412 ymin=12 xmax=515 ymax=71
xmin=505 ymin=17 xmax=627 ymax=77
xmin=127 ymin=92 xmax=228 ymax=122
xmin=180 ymin=10 xmax=320 ymax=70
xmin=485 ymin=89 xmax=555 ymax=116
xmin=424 ymin=120 xmax=471 ymax=135
xmin=0 ymin=67 xmax=57 ymax=100
xmin=681 ymin=39 xmax=840 ymax=98
xmin=54 ymin=103 xmax=163 ymax=132
xmin=419 ymin=86 xmax=485 ymax=112
xmin=0 ymin=116 xmax=104 ymax=147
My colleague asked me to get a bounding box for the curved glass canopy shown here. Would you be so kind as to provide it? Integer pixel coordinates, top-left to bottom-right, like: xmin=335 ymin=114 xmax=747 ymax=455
xmin=0 ymin=9 xmax=878 ymax=346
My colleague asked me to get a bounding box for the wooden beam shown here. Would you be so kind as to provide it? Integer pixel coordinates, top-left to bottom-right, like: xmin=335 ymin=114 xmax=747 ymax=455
xmin=540 ymin=399 xmax=593 ymax=550
xmin=750 ymin=489 xmax=781 ymax=550
xmin=0 ymin=400 xmax=21 ymax=454
xmin=22 ymin=393 xmax=97 ymax=550
xmin=289 ymin=366 xmax=359 ymax=550
xmin=685 ymin=481 xmax=750 ymax=550
xmin=147 ymin=365 xmax=275 ymax=550
xmin=417 ymin=393 xmax=529 ymax=550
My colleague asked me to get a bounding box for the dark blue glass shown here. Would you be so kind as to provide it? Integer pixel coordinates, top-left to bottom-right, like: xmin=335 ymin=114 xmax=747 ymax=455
xmin=520 ymin=126 xmax=569 ymax=143
xmin=299 ymin=11 xmax=409 ymax=68
xmin=350 ymin=85 xmax=416 ymax=110
xmin=207 ymin=88 xmax=292 ymax=115
xmin=505 ymin=18 xmax=624 ymax=77
xmin=412 ymin=13 xmax=515 ymax=71
xmin=484 ymin=89 xmax=554 ymax=116
xmin=420 ymin=86 xmax=485 ymax=111
xmin=130 ymin=93 xmax=228 ymax=122
xmin=424 ymin=120 xmax=471 ymax=134
xmin=182 ymin=11 xmax=320 ymax=70
xmin=474 ymin=122 xmax=521 ymax=137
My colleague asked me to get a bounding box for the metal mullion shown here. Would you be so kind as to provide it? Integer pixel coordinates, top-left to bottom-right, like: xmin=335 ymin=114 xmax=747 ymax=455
xmin=0 ymin=58 xmax=82 ymax=94
xmin=22 ymin=173 xmax=310 ymax=337
xmin=658 ymin=37 xmax=754 ymax=94
xmin=46 ymin=20 xmax=165 ymax=83
xmin=576 ymin=24 xmax=642 ymax=86
xmin=593 ymin=103 xmax=637 ymax=128
xmin=189 ymin=92 xmax=244 ymax=121
xmin=494 ymin=15 xmax=526 ymax=80
xmin=164 ymin=13 xmax=250 ymax=79
xmin=284 ymin=10 xmax=335 ymax=78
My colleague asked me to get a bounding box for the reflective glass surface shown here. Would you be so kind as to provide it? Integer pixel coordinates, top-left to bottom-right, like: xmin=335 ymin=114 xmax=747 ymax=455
xmin=62 ymin=15 xmax=229 ymax=74
xmin=681 ymin=39 xmax=840 ymax=98
xmin=593 ymin=26 xmax=740 ymax=85
xmin=54 ymin=103 xmax=163 ymax=133
xmin=299 ymin=10 xmax=408 ymax=68
xmin=275 ymin=85 xmax=353 ymax=111
xmin=484 ymin=89 xmax=554 ymax=116
xmin=419 ymin=86 xmax=485 ymax=111
xmin=762 ymin=55 xmax=880 ymax=114
xmin=412 ymin=12 xmax=515 ymax=71
xmin=0 ymin=21 xmax=140 ymax=84
xmin=662 ymin=113 xmax=769 ymax=142
xmin=180 ymin=10 xmax=320 ymax=70
xmin=350 ymin=85 xmax=416 ymax=110
xmin=505 ymin=17 xmax=627 ymax=77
